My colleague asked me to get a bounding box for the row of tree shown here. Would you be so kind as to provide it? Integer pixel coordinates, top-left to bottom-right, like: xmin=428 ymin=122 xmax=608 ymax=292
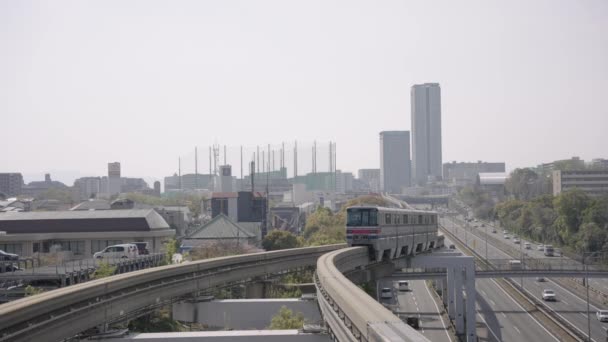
xmin=495 ymin=190 xmax=608 ymax=253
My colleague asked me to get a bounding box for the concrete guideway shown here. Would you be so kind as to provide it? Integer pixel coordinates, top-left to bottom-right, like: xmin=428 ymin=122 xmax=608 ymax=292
xmin=315 ymin=247 xmax=430 ymax=342
xmin=0 ymin=244 xmax=343 ymax=342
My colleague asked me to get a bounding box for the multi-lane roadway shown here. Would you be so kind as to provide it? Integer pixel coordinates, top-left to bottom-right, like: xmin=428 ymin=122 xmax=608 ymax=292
xmin=443 ymin=215 xmax=608 ymax=342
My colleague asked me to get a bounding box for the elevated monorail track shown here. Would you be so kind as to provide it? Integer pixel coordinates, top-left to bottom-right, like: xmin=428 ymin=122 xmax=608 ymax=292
xmin=315 ymin=247 xmax=430 ymax=342
xmin=0 ymin=244 xmax=343 ymax=342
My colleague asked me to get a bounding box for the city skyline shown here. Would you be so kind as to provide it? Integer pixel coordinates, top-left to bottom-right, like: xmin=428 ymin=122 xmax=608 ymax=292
xmin=2 ymin=1 xmax=607 ymax=185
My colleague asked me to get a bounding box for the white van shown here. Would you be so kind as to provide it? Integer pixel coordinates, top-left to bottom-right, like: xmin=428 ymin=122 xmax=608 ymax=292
xmin=94 ymin=244 xmax=138 ymax=259
xmin=398 ymin=281 xmax=410 ymax=291
xmin=509 ymin=260 xmax=522 ymax=270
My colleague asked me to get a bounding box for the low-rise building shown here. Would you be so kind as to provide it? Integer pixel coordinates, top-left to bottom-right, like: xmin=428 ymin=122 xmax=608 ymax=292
xmin=443 ymin=161 xmax=506 ymax=185
xmin=0 ymin=209 xmax=175 ymax=258
xmin=552 ymin=170 xmax=608 ymax=196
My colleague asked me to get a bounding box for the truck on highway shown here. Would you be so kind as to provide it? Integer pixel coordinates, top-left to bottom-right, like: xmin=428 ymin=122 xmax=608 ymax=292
xmin=544 ymin=245 xmax=555 ymax=257
xmin=509 ymin=260 xmax=522 ymax=270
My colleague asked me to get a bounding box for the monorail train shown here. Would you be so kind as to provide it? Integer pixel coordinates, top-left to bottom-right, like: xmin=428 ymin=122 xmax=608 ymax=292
xmin=346 ymin=206 xmax=443 ymax=261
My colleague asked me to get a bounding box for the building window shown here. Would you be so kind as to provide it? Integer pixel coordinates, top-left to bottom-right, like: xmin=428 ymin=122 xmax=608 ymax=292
xmin=418 ymin=215 xmax=423 ymax=225
xmin=403 ymin=215 xmax=408 ymax=224
xmin=385 ymin=213 xmax=392 ymax=224
xmin=55 ymin=241 xmax=85 ymax=255
xmin=0 ymin=243 xmax=22 ymax=255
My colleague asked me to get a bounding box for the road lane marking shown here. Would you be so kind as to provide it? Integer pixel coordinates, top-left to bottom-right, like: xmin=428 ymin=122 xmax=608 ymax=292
xmin=561 ymin=299 xmax=569 ymax=305
xmin=514 ymin=326 xmax=521 ymax=334
xmin=491 ymin=279 xmax=560 ymax=341
xmin=581 ymin=313 xmax=588 ymax=318
xmin=489 ymin=299 xmax=496 ymax=306
xmin=501 ymin=312 xmax=507 ymax=318
xmin=424 ymin=280 xmax=454 ymax=342
xmin=477 ymin=313 xmax=502 ymax=342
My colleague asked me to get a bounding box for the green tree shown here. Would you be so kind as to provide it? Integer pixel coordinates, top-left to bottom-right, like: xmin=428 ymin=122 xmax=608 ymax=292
xmin=164 ymin=238 xmax=179 ymax=264
xmin=24 ymin=285 xmax=44 ymax=296
xmin=93 ymin=262 xmax=117 ymax=279
xmin=505 ymin=168 xmax=540 ymax=200
xmin=574 ymin=222 xmax=607 ymax=253
xmin=268 ymin=306 xmax=305 ymax=329
xmin=262 ymin=230 xmax=300 ymax=251
xmin=553 ymin=189 xmax=590 ymax=241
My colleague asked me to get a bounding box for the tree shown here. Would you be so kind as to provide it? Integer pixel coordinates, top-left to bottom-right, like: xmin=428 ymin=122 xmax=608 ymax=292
xmin=189 ymin=240 xmax=262 ymax=260
xmin=268 ymin=306 xmax=304 ymax=329
xmin=164 ymin=238 xmax=180 ymax=264
xmin=574 ymin=222 xmax=607 ymax=253
xmin=24 ymin=285 xmax=44 ymax=296
xmin=93 ymin=262 xmax=117 ymax=279
xmin=262 ymin=230 xmax=300 ymax=251
xmin=505 ymin=168 xmax=540 ymax=200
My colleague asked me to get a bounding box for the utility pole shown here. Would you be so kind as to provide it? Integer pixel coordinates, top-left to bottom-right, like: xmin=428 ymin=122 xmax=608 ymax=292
xmin=178 ymin=157 xmax=182 ymax=191
xmin=195 ymin=146 xmax=198 ymax=189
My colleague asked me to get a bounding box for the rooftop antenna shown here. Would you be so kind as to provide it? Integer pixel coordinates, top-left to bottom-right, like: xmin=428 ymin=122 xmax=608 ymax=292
xmin=224 ymin=145 xmax=227 ymax=165
xmin=178 ymin=157 xmax=182 ymax=190
xmin=292 ymin=141 xmax=295 ymax=177
xmin=240 ymin=146 xmax=243 ymax=189
xmin=195 ymin=146 xmax=198 ymax=189
xmin=209 ymin=146 xmax=212 ymax=176
xmin=257 ymin=146 xmax=260 ymax=174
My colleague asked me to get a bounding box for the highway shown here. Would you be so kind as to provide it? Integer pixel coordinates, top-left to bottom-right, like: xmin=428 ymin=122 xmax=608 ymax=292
xmin=377 ymin=278 xmax=452 ymax=342
xmin=443 ymin=215 xmax=608 ymax=342
xmin=442 ymin=235 xmax=560 ymax=342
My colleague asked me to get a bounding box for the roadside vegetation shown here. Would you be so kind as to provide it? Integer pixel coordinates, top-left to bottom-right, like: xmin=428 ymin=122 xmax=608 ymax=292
xmin=268 ymin=306 xmax=305 ymax=329
xmin=459 ymin=167 xmax=608 ymax=256
xmin=261 ymin=195 xmax=390 ymax=251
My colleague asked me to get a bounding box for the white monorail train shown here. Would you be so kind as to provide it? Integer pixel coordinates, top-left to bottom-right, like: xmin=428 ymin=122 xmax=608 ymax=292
xmin=346 ymin=206 xmax=443 ymax=261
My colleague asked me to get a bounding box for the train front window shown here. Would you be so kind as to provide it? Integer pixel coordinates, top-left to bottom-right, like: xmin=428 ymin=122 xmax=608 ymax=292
xmin=347 ymin=209 xmax=378 ymax=226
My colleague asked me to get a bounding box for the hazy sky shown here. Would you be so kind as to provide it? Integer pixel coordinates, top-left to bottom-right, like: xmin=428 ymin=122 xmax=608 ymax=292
xmin=2 ymin=0 xmax=607 ymax=184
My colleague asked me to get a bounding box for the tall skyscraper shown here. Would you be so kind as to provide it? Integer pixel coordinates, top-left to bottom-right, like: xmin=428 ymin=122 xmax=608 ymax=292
xmin=379 ymin=131 xmax=411 ymax=194
xmin=108 ymin=162 xmax=122 ymax=196
xmin=411 ymin=83 xmax=442 ymax=185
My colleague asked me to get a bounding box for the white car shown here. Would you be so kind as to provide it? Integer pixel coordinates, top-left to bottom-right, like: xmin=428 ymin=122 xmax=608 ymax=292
xmin=524 ymin=242 xmax=531 ymax=249
xmin=94 ymin=244 xmax=138 ymax=259
xmin=597 ymin=310 xmax=608 ymax=322
xmin=380 ymin=287 xmax=393 ymax=299
xmin=513 ymin=238 xmax=520 ymax=244
xmin=398 ymin=281 xmax=410 ymax=292
xmin=504 ymin=234 xmax=510 ymax=239
xmin=542 ymin=289 xmax=556 ymax=301
xmin=537 ymin=244 xmax=545 ymax=251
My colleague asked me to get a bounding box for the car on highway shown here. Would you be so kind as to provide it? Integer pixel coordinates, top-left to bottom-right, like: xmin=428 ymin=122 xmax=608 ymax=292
xmin=503 ymin=230 xmax=508 ymax=234
xmin=380 ymin=287 xmax=393 ymax=299
xmin=596 ymin=310 xmax=608 ymax=322
xmin=537 ymin=244 xmax=545 ymax=251
xmin=504 ymin=234 xmax=510 ymax=239
xmin=542 ymin=289 xmax=556 ymax=301
xmin=536 ymin=277 xmax=545 ymax=282
xmin=509 ymin=260 xmax=522 ymax=270
xmin=0 ymin=250 xmax=19 ymax=261
xmin=449 ymin=244 xmax=456 ymax=250
xmin=524 ymin=242 xmax=531 ymax=249
xmin=398 ymin=281 xmax=410 ymax=291
xmin=492 ymin=229 xmax=497 ymax=233
xmin=514 ymin=238 xmax=520 ymax=244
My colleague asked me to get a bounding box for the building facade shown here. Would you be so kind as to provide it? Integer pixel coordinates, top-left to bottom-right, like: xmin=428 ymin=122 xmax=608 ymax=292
xmin=552 ymin=170 xmax=608 ymax=196
xmin=0 ymin=209 xmax=175 ymax=258
xmin=0 ymin=173 xmax=23 ymax=197
xmin=443 ymin=161 xmax=506 ymax=185
xmin=380 ymin=131 xmax=411 ymax=194
xmin=108 ymin=162 xmax=122 ymax=196
xmin=357 ymin=169 xmax=380 ymax=192
xmin=411 ymin=83 xmax=442 ymax=185
xmin=73 ymin=177 xmax=101 ymax=200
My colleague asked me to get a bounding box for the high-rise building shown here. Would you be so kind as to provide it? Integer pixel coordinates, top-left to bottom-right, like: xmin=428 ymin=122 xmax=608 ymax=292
xmin=411 ymin=83 xmax=442 ymax=185
xmin=108 ymin=162 xmax=122 ymax=196
xmin=379 ymin=131 xmax=411 ymax=194
xmin=0 ymin=173 xmax=23 ymax=197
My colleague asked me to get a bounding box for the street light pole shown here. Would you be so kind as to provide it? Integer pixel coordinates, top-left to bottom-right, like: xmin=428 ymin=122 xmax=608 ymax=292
xmin=485 ymin=223 xmax=488 ymax=261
